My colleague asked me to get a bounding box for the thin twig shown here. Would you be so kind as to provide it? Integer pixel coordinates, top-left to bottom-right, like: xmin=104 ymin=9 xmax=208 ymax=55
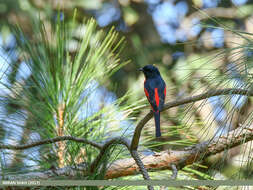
xmin=0 ymin=136 xmax=103 ymax=150
xmin=170 ymin=164 xmax=178 ymax=179
xmin=131 ymin=150 xmax=154 ymax=190
xmin=130 ymin=88 xmax=252 ymax=150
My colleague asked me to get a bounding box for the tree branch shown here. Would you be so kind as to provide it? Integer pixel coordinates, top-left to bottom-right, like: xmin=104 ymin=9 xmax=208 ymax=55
xmin=130 ymin=88 xmax=252 ymax=150
xmin=106 ymin=123 xmax=253 ymax=178
xmin=0 ymin=136 xmax=103 ymax=150
xmin=2 ymin=123 xmax=253 ymax=180
xmin=188 ymin=7 xmax=240 ymax=21
xmin=181 ymin=6 xmax=253 ymax=39
xmin=170 ymin=164 xmax=178 ymax=180
xmin=90 ymin=137 xmax=154 ymax=190
xmin=90 ymin=137 xmax=131 ymax=173
xmin=1 ymin=136 xmax=153 ymax=189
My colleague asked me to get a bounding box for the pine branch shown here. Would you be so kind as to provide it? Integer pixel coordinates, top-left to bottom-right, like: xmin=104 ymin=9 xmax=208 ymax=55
xmin=2 ymin=123 xmax=253 ymax=180
xmin=0 ymin=136 xmax=153 ymax=189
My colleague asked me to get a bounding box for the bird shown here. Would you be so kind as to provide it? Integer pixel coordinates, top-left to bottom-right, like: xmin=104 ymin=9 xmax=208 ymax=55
xmin=139 ymin=65 xmax=166 ymax=138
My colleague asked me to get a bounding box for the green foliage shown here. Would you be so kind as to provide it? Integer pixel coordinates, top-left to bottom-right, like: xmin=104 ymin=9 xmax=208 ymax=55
xmin=0 ymin=16 xmax=137 ymax=180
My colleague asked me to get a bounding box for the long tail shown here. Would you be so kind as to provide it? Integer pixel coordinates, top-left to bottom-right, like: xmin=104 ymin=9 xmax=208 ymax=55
xmin=154 ymin=111 xmax=161 ymax=137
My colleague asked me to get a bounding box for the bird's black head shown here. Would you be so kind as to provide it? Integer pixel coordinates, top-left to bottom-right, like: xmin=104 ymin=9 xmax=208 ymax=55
xmin=139 ymin=65 xmax=161 ymax=78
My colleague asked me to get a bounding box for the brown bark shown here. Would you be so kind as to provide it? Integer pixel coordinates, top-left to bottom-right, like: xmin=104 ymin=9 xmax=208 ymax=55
xmin=106 ymin=124 xmax=253 ymax=179
xmin=57 ymin=103 xmax=65 ymax=168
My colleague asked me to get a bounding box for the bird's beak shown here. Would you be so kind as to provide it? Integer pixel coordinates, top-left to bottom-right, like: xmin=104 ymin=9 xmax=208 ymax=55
xmin=139 ymin=68 xmax=143 ymax=71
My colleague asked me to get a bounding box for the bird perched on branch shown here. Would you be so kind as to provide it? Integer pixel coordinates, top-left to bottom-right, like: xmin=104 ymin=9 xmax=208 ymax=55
xmin=139 ymin=65 xmax=166 ymax=138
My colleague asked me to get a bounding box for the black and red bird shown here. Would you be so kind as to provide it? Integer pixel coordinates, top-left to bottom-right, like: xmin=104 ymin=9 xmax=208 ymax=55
xmin=139 ymin=65 xmax=166 ymax=137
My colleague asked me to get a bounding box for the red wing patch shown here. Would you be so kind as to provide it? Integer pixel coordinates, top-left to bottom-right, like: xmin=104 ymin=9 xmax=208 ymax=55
xmin=144 ymin=88 xmax=149 ymax=100
xmin=155 ymin=88 xmax=159 ymax=109
xmin=164 ymin=86 xmax=166 ymax=99
xmin=145 ymin=87 xmax=155 ymax=112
